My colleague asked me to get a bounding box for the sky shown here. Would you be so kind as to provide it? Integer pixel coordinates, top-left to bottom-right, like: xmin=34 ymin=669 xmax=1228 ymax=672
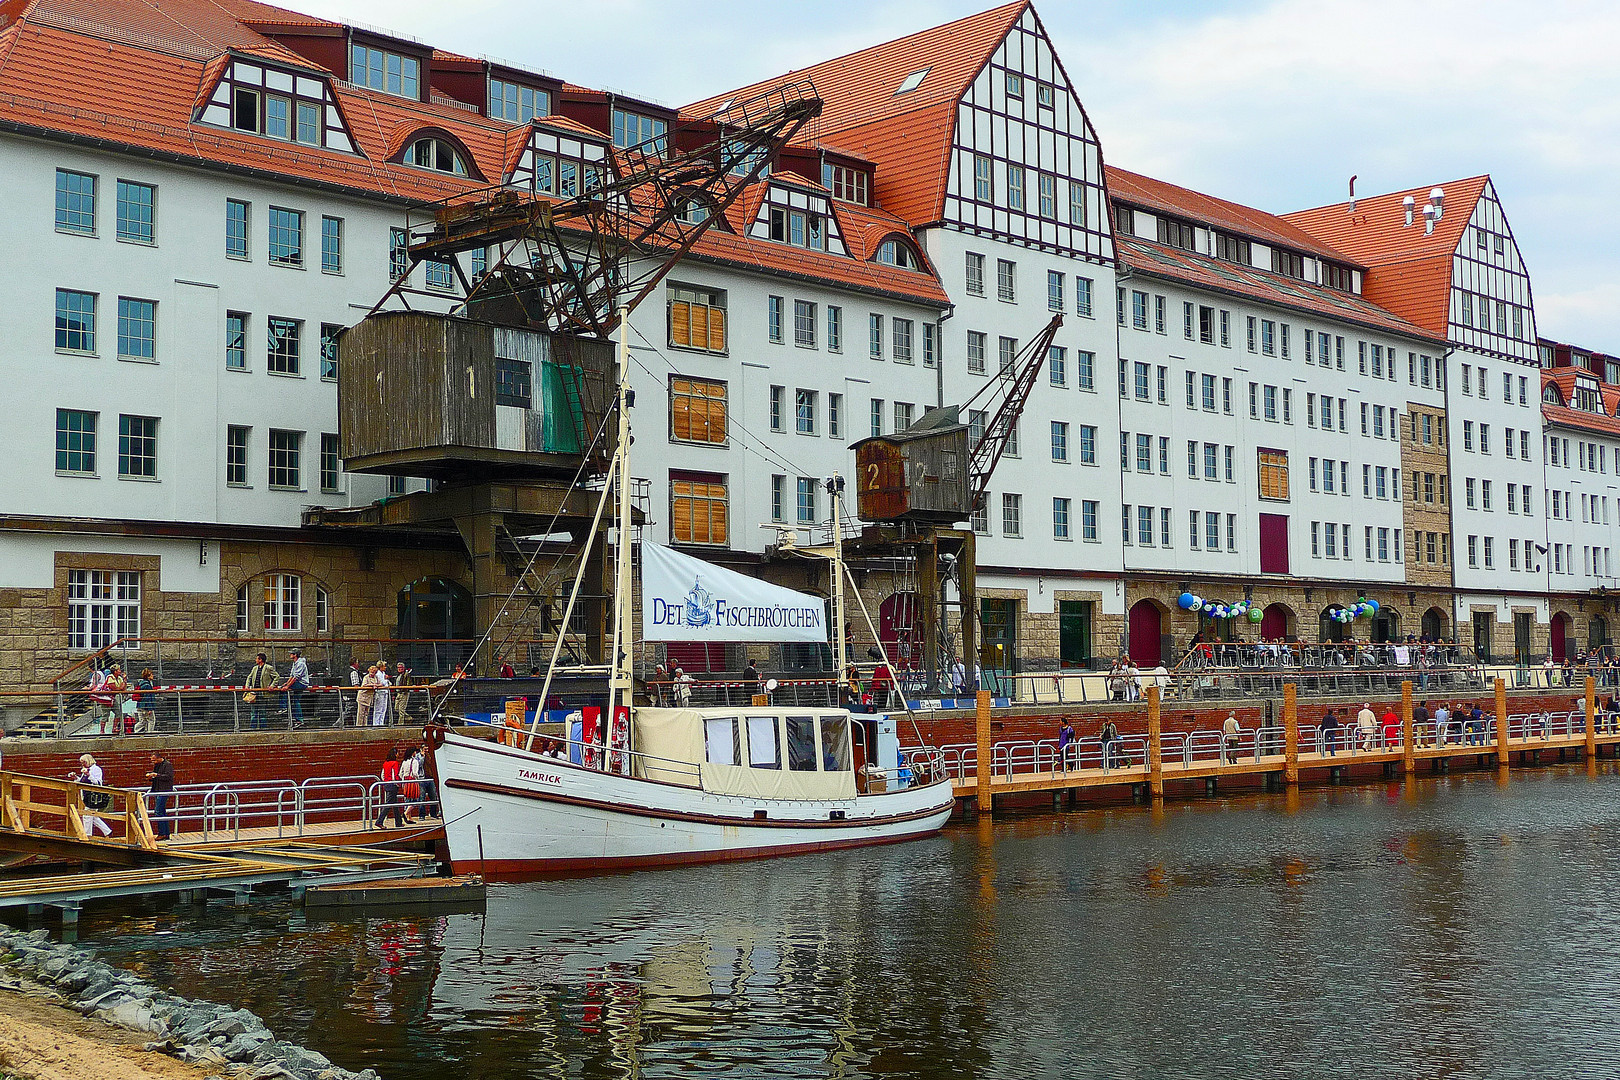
xmin=300 ymin=0 xmax=1616 ymax=347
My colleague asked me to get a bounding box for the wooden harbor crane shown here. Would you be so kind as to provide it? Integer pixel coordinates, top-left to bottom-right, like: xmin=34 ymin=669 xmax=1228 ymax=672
xmin=848 ymin=314 xmax=1065 ymax=693
xmin=307 ymin=83 xmax=824 ymax=660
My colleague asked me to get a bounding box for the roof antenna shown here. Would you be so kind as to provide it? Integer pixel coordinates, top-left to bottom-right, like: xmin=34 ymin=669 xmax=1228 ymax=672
xmin=1347 ymin=175 xmax=1357 ymax=214
xmin=1402 ymin=195 xmax=1415 ymax=227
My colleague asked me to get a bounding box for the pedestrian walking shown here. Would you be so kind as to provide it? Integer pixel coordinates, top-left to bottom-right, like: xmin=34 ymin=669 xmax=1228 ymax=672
xmin=145 ymin=751 xmax=175 ymax=840
xmin=411 ymin=743 xmax=440 ymax=819
xmin=1356 ymin=703 xmax=1377 ymax=751
xmin=1321 ymin=709 xmax=1341 ymax=755
xmin=71 ymin=754 xmax=113 ymax=837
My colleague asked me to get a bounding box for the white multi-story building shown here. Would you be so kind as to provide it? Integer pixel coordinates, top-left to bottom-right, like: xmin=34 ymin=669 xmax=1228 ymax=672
xmin=0 ymin=0 xmax=948 ymax=687
xmin=1288 ymin=178 xmax=1549 ymax=662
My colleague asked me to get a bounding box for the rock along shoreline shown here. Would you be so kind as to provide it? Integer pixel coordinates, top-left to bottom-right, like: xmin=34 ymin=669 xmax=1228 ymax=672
xmin=0 ymin=925 xmax=379 ymax=1080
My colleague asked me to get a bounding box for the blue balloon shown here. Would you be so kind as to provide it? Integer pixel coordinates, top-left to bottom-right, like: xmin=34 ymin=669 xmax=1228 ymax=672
xmin=1365 ymin=599 xmax=1380 ymax=612
xmin=1179 ymin=592 xmax=1196 ymax=610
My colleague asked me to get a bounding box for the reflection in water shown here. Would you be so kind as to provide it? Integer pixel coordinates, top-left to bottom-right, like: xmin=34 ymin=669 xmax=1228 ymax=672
xmin=78 ymin=764 xmax=1620 ymax=1079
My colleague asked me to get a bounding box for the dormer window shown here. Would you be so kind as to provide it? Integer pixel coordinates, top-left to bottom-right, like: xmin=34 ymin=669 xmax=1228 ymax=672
xmin=675 ymin=194 xmax=711 ymax=225
xmin=1271 ymin=248 xmax=1305 ymax=279
xmin=612 ymin=108 xmax=668 ymax=156
xmin=770 ymin=207 xmax=823 ymax=250
xmin=1575 ymin=382 xmax=1603 ymax=413
xmin=875 ymin=237 xmax=922 ymax=270
xmin=726 ymin=140 xmax=770 ymax=178
xmin=1322 ymin=262 xmax=1354 ymax=292
xmin=1156 ymin=216 xmax=1195 ymax=251
xmin=821 ymin=163 xmax=869 ymax=205
xmin=512 ymin=124 xmax=611 ymax=199
xmin=1543 ymin=384 xmax=1562 ymax=405
xmin=202 ymin=59 xmax=354 ymax=154
xmin=408 ymin=137 xmax=469 ymax=176
xmin=489 ymin=79 xmax=550 ymax=123
xmin=350 ymin=44 xmax=420 ymax=99
xmin=1215 ymin=232 xmax=1251 ymax=266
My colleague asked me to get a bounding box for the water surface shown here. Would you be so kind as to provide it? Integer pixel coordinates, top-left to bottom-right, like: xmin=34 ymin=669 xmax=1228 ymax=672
xmin=78 ymin=764 xmax=1620 ymax=1078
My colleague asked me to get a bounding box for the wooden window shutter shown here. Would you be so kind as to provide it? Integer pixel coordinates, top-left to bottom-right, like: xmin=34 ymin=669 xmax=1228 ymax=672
xmin=670 ymin=301 xmax=692 ymax=348
xmin=670 ymin=379 xmax=693 ymax=441
xmin=688 ymin=304 xmax=709 ymax=350
xmin=671 ymin=481 xmax=695 ymax=542
xmin=706 ymin=383 xmax=727 ymax=443
xmin=707 ymin=306 xmax=726 ymax=351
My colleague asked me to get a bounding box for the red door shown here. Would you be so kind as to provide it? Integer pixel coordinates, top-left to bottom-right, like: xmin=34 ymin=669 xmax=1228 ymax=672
xmin=1260 ymin=603 xmax=1290 ymax=640
xmin=1551 ymin=614 xmax=1568 ymax=661
xmin=1259 ymin=514 xmax=1289 ymax=575
xmin=1128 ymin=601 xmax=1162 ymax=666
xmin=879 ymin=593 xmax=921 ymax=668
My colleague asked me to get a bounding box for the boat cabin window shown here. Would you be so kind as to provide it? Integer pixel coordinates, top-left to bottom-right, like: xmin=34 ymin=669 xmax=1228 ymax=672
xmin=746 ymin=716 xmax=781 ymax=769
xmin=820 ymin=715 xmax=852 ymax=771
xmin=704 ymin=717 xmax=740 ymax=766
xmin=785 ymin=716 xmax=817 ymax=772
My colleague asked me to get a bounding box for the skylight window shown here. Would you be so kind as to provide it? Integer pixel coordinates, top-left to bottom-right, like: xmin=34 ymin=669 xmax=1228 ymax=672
xmin=895 ymin=67 xmax=930 ymax=95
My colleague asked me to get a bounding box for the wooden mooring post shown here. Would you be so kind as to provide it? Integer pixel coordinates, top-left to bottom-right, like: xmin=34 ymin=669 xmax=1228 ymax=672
xmin=975 ymin=689 xmax=993 ymax=814
xmin=1402 ymin=680 xmax=1415 ymax=777
xmin=1586 ymin=676 xmax=1598 ymax=761
xmin=1495 ymin=677 xmax=1510 ymax=770
xmin=1147 ymin=685 xmax=1164 ymax=800
xmin=1283 ymin=683 xmax=1298 ymax=788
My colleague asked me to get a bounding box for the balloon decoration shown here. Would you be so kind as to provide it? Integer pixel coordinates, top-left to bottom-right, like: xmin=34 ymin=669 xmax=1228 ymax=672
xmin=1248 ymin=608 xmax=1264 ymax=623
xmin=1325 ymin=598 xmax=1381 ymax=625
xmin=1179 ymin=595 xmax=1259 ymax=620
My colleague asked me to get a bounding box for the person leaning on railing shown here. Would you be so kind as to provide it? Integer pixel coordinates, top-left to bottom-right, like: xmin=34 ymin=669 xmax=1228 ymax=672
xmin=243 ymin=653 xmax=277 ymax=730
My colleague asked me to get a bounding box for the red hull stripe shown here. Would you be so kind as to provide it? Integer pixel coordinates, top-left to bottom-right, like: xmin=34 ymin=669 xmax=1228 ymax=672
xmin=444 ymin=777 xmax=950 ymax=831
xmin=449 ymin=829 xmax=939 ymax=878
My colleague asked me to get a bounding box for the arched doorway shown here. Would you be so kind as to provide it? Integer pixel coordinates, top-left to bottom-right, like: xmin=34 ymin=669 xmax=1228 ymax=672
xmin=1421 ymin=607 xmax=1448 ymax=641
xmin=1259 ymin=603 xmax=1293 ymax=640
xmin=1128 ymin=600 xmax=1163 ymax=666
xmin=1319 ymin=607 xmax=1344 ymax=643
xmin=1198 ymin=611 xmax=1236 ymax=642
xmin=1551 ymin=612 xmax=1570 ymax=661
xmin=1372 ymin=608 xmax=1400 ymax=643
xmin=1591 ymin=616 xmax=1610 ymax=656
xmin=879 ymin=593 xmax=922 ymax=670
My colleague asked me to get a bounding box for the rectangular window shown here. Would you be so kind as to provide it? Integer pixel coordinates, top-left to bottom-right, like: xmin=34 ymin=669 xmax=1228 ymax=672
xmin=869 ymin=313 xmax=884 ymax=359
xmin=319 ymin=323 xmax=342 ymax=380
xmin=821 ymin=305 xmax=841 ymax=353
xmin=1131 ymin=290 xmax=1148 ymax=330
xmin=1263 ymin=385 xmax=1278 ymax=421
xmin=267 ymin=206 xmax=302 ymax=266
xmin=1049 ymin=346 xmax=1067 ymax=388
xmin=1204 ymin=442 xmax=1218 ymax=480
xmin=1261 ymin=319 xmax=1276 ymax=356
xmin=115 ymin=180 xmax=154 ymax=244
xmin=1247 ymin=316 xmax=1257 ymax=352
xmin=1048 ymin=270 xmax=1064 ymax=311
xmin=55 ymin=170 xmax=97 ymax=234
xmin=870 ymin=399 xmax=884 ymax=438
xmin=67 ymin=570 xmax=140 ymax=650
xmin=966 ymin=331 xmax=987 ymax=375
xmin=1155 ymin=295 xmax=1167 ymax=334
xmin=1206 ymin=512 xmax=1221 ymax=551
xmin=489 ymin=79 xmax=550 ymax=123
xmin=1220 ymin=311 xmax=1231 ymax=347
xmin=350 ymin=43 xmax=420 ymax=99
xmin=767 ymin=296 xmax=784 ymax=344
xmin=267 ymin=429 xmax=302 ymax=489
xmin=611 ymin=108 xmax=668 ymax=154
xmin=770 ymin=475 xmax=786 ymax=523
xmin=1081 ymin=500 xmax=1098 ymax=541
xmin=667 ymin=376 xmax=727 ymax=445
xmin=267 ymin=317 xmax=301 ymax=375
xmin=1075 ymin=276 xmax=1093 ymax=318
xmin=1002 ymin=493 xmax=1022 ymax=537
xmin=1258 ymin=450 xmax=1289 ymax=500
xmin=893 ymin=318 xmax=914 ymax=364
xmin=1134 ymin=362 xmax=1150 ymax=401
xmin=55 ymin=408 xmax=96 ymax=474
xmin=1136 ymin=433 xmax=1152 ymax=472
xmin=225 ymin=311 xmax=248 ymax=371
xmin=922 ymin=323 xmax=937 ymax=368
xmin=318 ymin=215 xmax=344 ymax=274
xmin=670 ymin=473 xmax=729 ymax=545
xmin=1077 ymin=350 xmax=1095 ymax=391
xmin=965 ymin=252 xmax=985 ymax=295
xmin=1053 ymin=497 xmax=1071 ymax=540
xmin=117 ymin=414 xmax=157 ymax=479
xmin=997 ymin=259 xmax=1016 ymax=302
xmin=796 ymin=389 xmax=818 ymax=435
xmin=791 ymin=300 xmax=816 ymax=348
xmin=1069 ymin=180 xmax=1087 ymax=226
xmin=1138 ymin=505 xmax=1154 ymax=546
xmin=1189 ymin=510 xmax=1200 ymax=549
xmin=1051 ymin=421 xmax=1069 ymax=462
xmin=116 ymin=297 xmax=156 ymax=361
xmin=319 ymin=432 xmax=341 ymax=493
xmin=797 ymin=477 xmax=817 ymax=524
xmin=224 ymin=199 xmax=250 ymax=260
xmin=1079 ymin=425 xmax=1097 ymax=465
xmin=1224 ymin=445 xmax=1235 ymax=482
xmin=224 ymin=425 xmax=250 ymax=486
xmin=1006 ymin=165 xmax=1025 ymax=211
xmin=54 ymin=289 xmax=96 ymax=353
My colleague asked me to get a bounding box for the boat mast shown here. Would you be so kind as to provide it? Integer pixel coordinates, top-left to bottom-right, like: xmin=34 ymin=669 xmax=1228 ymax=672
xmin=606 ymin=305 xmax=635 ymax=723
xmin=829 ymin=474 xmax=847 ymax=699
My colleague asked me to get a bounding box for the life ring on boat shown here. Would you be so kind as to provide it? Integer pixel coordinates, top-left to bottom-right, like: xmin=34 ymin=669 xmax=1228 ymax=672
xmin=423 ymin=724 xmax=447 ymax=748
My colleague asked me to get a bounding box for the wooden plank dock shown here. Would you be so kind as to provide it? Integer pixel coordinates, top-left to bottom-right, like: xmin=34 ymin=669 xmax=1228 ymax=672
xmin=950 ymin=677 xmax=1615 ymax=810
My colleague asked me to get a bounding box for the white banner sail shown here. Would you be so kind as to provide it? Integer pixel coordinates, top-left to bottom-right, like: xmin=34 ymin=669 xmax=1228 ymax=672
xmin=641 ymin=542 xmax=827 ymax=643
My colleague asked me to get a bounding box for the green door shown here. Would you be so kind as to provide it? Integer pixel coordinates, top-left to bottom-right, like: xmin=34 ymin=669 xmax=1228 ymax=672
xmin=1059 ymin=600 xmax=1092 ymax=669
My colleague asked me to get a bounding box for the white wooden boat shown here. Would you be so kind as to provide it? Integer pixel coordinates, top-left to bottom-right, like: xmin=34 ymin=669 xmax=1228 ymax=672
xmin=432 ymin=707 xmax=954 ymax=875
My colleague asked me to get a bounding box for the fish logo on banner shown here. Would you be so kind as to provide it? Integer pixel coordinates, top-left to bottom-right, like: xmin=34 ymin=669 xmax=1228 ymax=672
xmin=683 ymin=576 xmax=715 ymax=628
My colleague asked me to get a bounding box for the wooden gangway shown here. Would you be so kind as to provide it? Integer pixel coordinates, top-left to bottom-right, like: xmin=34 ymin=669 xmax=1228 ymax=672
xmin=943 ymin=677 xmax=1618 ymax=810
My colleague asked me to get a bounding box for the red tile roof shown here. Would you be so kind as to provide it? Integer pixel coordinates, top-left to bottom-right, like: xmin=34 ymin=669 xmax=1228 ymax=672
xmin=1106 ymin=166 xmax=1356 ymax=266
xmin=1282 ymin=176 xmax=1492 ymax=336
xmin=0 ymin=0 xmax=949 ymax=307
xmin=687 ymin=2 xmax=1027 ymax=225
xmin=1117 ymin=235 xmax=1443 ymax=345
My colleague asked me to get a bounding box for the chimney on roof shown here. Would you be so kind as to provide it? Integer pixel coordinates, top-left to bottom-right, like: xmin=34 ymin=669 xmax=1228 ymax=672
xmin=1422 ymin=204 xmax=1436 ymax=235
xmin=1347 ymin=175 xmax=1357 ymax=214
xmin=1430 ymin=187 xmax=1445 ymax=221
xmin=1402 ymin=195 xmax=1415 ymax=227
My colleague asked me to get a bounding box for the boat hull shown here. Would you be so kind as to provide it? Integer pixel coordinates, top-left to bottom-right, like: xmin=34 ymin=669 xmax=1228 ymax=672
xmin=432 ymin=731 xmax=956 ymax=876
